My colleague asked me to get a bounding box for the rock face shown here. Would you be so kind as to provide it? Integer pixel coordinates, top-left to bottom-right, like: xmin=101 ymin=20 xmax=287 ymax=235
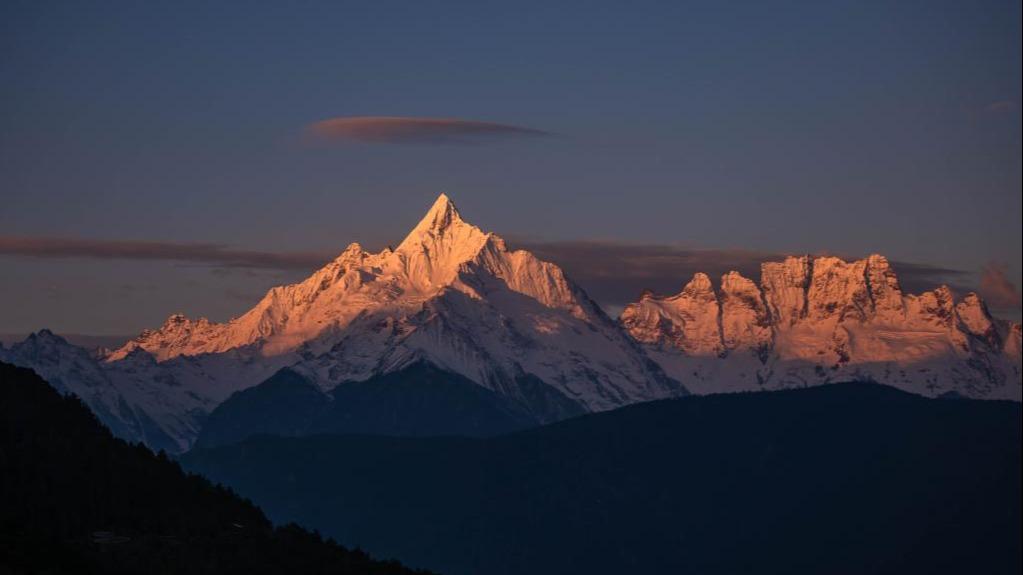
xmin=719 ymin=271 xmax=772 ymax=356
xmin=621 ymin=254 xmax=1022 ymax=399
xmin=6 ymin=196 xmax=1020 ymax=452
xmin=6 ymin=195 xmax=682 ymax=452
xmin=621 ymin=273 xmax=724 ymax=357
xmin=109 ymin=194 xmax=681 ymax=412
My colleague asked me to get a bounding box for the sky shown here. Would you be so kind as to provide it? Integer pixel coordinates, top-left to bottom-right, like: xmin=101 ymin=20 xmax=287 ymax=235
xmin=1 ymin=0 xmax=1020 ymax=336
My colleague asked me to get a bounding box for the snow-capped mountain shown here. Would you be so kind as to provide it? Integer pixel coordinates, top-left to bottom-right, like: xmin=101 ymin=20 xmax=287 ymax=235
xmin=6 ymin=196 xmax=1019 ymax=452
xmin=0 ymin=330 xmax=210 ymax=452
xmin=112 ymin=194 xmax=680 ymax=408
xmin=621 ymin=254 xmax=1022 ymax=399
xmin=0 ymin=327 xmax=293 ymax=452
xmin=5 ymin=195 xmax=682 ymax=451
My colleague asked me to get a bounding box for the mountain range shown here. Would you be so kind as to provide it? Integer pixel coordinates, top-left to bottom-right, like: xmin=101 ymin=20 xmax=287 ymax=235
xmin=1 ymin=194 xmax=1019 ymax=452
xmin=182 ymin=382 xmax=1022 ymax=575
xmin=622 ymin=254 xmax=1021 ymax=397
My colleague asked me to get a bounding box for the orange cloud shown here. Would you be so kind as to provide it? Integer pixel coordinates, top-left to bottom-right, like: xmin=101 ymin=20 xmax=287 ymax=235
xmin=305 ymin=116 xmax=549 ymax=144
xmin=979 ymin=262 xmax=1022 ymax=310
xmin=0 ymin=236 xmax=331 ymax=270
xmin=2 ymin=235 xmax=984 ymax=313
xmin=511 ymin=240 xmax=969 ymax=306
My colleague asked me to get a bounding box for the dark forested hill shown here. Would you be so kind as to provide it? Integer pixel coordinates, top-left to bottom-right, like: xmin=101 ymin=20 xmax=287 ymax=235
xmin=194 ymin=362 xmax=550 ymax=449
xmin=184 ymin=382 xmax=1022 ymax=575
xmin=0 ymin=361 xmax=434 ymax=575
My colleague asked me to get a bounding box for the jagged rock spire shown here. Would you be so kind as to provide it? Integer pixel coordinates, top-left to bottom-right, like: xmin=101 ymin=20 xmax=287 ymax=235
xmin=401 ymin=193 xmax=464 ymax=242
xmin=619 ymin=253 xmax=1021 ymax=400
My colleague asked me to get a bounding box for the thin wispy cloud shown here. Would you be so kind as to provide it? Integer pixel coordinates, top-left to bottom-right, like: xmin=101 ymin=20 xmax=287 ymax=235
xmin=0 ymin=236 xmax=332 ymax=271
xmin=512 ymin=241 xmax=774 ymax=305
xmin=890 ymin=261 xmax=972 ymax=296
xmin=511 ymin=240 xmax=971 ymax=306
xmin=979 ymin=262 xmax=1022 ymax=311
xmin=305 ymin=116 xmax=550 ymax=144
xmin=2 ymin=235 xmax=979 ymax=310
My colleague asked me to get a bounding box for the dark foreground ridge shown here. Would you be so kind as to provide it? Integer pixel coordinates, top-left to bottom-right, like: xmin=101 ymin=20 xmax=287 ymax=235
xmin=0 ymin=361 xmax=435 ymax=575
xmin=194 ymin=361 xmax=565 ymax=449
xmin=185 ymin=382 xmax=1022 ymax=575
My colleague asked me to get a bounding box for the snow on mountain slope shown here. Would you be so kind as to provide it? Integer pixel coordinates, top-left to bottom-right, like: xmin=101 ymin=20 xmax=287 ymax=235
xmin=621 ymin=254 xmax=1022 ymax=399
xmin=0 ymin=327 xmax=303 ymax=453
xmin=0 ymin=330 xmax=210 ymax=452
xmin=108 ymin=195 xmax=681 ymax=416
xmin=10 ymin=195 xmax=681 ymax=451
xmin=11 ymin=196 xmax=1018 ymax=453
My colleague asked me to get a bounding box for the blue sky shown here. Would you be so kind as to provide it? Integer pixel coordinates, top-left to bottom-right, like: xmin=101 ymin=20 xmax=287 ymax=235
xmin=1 ymin=0 xmax=1020 ymax=334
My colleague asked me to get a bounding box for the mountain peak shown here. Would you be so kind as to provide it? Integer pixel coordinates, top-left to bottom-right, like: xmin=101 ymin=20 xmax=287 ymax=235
xmin=391 ymin=194 xmax=493 ymax=290
xmin=682 ymin=272 xmax=714 ymax=296
xmin=620 ymin=252 xmax=1022 ymax=400
xmin=408 ymin=193 xmax=463 ymax=237
xmin=332 ymin=242 xmax=366 ymax=266
xmin=27 ymin=329 xmax=69 ymax=346
xmin=396 ymin=194 xmax=476 ymax=253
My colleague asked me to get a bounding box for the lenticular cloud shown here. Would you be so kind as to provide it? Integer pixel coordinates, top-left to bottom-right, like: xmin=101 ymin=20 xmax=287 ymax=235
xmin=306 ymin=116 xmax=549 ymax=144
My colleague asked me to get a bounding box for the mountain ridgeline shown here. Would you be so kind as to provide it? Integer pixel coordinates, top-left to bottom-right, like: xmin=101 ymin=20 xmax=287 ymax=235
xmin=621 ymin=255 xmax=1021 ymax=397
xmin=194 ymin=361 xmax=572 ymax=448
xmin=2 ymin=194 xmax=1021 ymax=574
xmin=0 ymin=194 xmax=1019 ymax=453
xmin=0 ymin=361 xmax=434 ymax=575
xmin=183 ymin=382 xmax=1022 ymax=575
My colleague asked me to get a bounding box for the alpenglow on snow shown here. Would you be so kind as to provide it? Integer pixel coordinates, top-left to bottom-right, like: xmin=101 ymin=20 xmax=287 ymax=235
xmin=3 ymin=194 xmax=1019 ymax=453
xmin=3 ymin=195 xmax=683 ymax=451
